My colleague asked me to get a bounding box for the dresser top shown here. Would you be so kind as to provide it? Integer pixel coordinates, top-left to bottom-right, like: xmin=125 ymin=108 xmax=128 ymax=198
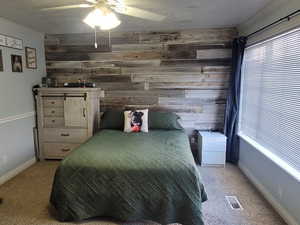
xmin=36 ymin=87 xmax=101 ymax=93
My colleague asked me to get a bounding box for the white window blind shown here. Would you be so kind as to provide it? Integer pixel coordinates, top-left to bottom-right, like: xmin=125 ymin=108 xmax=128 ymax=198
xmin=239 ymin=28 xmax=300 ymax=179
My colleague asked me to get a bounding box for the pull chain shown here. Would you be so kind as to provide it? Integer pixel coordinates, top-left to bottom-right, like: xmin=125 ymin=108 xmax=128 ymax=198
xmin=94 ymin=27 xmax=98 ymax=49
xmin=108 ymin=31 xmax=111 ymax=48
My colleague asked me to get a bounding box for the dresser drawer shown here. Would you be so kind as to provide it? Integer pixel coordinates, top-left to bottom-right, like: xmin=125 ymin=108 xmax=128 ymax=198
xmin=43 ymin=143 xmax=81 ymax=159
xmin=44 ymin=117 xmax=64 ymax=128
xmin=44 ymin=107 xmax=64 ymax=117
xmin=43 ymin=128 xmax=89 ymax=143
xmin=43 ymin=97 xmax=64 ymax=108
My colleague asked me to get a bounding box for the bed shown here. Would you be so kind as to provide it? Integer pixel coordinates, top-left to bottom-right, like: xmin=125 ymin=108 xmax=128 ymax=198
xmin=50 ymin=129 xmax=207 ymax=225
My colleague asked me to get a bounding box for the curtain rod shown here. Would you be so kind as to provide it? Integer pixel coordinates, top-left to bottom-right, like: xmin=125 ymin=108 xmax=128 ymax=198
xmin=246 ymin=9 xmax=300 ymax=39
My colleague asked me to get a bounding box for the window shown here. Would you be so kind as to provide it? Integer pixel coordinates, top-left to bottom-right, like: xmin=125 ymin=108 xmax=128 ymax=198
xmin=239 ymin=28 xmax=300 ymax=180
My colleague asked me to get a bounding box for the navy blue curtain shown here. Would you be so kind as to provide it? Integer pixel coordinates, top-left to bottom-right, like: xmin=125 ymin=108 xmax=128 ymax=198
xmin=224 ymin=37 xmax=247 ymax=164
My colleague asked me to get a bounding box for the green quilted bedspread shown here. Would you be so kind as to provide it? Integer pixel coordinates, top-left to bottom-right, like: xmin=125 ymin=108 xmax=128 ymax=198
xmin=50 ymin=129 xmax=207 ymax=225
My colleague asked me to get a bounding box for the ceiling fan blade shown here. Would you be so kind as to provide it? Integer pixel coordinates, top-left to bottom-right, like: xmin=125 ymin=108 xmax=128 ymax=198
xmin=85 ymin=0 xmax=98 ymax=4
xmin=116 ymin=6 xmax=166 ymax=21
xmin=41 ymin=4 xmax=94 ymax=11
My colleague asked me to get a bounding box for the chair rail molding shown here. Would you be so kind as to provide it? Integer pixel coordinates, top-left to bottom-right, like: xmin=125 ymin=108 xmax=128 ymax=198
xmin=0 ymin=112 xmax=35 ymax=125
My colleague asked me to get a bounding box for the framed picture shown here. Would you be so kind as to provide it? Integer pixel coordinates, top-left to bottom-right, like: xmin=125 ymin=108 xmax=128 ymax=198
xmin=0 ymin=50 xmax=3 ymax=72
xmin=6 ymin=36 xmax=23 ymax=49
xmin=0 ymin=35 xmax=5 ymax=46
xmin=0 ymin=34 xmax=23 ymax=50
xmin=11 ymin=55 xmax=23 ymax=73
xmin=25 ymin=47 xmax=37 ymax=69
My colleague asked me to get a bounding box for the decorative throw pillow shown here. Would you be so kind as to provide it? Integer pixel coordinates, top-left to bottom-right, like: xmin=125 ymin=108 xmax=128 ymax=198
xmin=124 ymin=109 xmax=149 ymax=133
xmin=148 ymin=111 xmax=183 ymax=130
xmin=100 ymin=110 xmax=124 ymax=130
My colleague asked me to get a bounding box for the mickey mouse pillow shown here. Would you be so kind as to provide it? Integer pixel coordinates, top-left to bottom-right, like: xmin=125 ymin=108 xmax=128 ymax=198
xmin=124 ymin=109 xmax=149 ymax=133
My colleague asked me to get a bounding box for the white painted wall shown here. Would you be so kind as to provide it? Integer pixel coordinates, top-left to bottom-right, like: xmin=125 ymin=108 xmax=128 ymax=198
xmin=238 ymin=1 xmax=300 ymax=225
xmin=239 ymin=0 xmax=300 ymax=45
xmin=0 ymin=17 xmax=46 ymax=179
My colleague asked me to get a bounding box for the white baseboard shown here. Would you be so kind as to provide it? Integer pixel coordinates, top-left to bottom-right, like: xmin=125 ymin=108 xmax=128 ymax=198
xmin=0 ymin=158 xmax=36 ymax=186
xmin=239 ymin=163 xmax=300 ymax=225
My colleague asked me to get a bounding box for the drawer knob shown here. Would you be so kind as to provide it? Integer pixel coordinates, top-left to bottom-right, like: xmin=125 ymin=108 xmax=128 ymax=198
xmin=61 ymin=133 xmax=70 ymax=137
xmin=52 ymin=120 xmax=56 ymax=123
xmin=61 ymin=148 xmax=71 ymax=152
xmin=51 ymin=101 xmax=55 ymax=104
xmin=51 ymin=110 xmax=55 ymax=114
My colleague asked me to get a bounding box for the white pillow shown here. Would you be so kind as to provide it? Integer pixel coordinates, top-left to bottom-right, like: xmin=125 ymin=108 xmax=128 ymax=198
xmin=124 ymin=109 xmax=148 ymax=133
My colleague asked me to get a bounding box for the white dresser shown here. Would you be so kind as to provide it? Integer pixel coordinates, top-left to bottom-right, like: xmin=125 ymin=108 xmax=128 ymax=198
xmin=36 ymin=88 xmax=101 ymax=160
xmin=198 ymin=131 xmax=227 ymax=167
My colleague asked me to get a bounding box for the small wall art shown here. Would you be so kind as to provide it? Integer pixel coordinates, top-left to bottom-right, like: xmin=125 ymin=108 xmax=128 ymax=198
xmin=0 ymin=34 xmax=23 ymax=50
xmin=25 ymin=47 xmax=37 ymax=69
xmin=0 ymin=50 xmax=3 ymax=72
xmin=11 ymin=54 xmax=23 ymax=73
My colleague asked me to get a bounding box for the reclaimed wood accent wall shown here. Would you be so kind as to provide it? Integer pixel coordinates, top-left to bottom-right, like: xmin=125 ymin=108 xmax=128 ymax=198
xmin=45 ymin=28 xmax=237 ymax=136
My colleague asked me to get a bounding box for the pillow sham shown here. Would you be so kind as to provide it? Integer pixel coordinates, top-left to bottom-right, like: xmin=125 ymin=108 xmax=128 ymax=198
xmin=124 ymin=109 xmax=149 ymax=133
xmin=148 ymin=111 xmax=183 ymax=130
xmin=100 ymin=110 xmax=124 ymax=130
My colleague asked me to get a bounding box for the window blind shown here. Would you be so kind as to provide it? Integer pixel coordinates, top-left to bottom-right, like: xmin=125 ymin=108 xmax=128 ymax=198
xmin=239 ymin=28 xmax=300 ymax=178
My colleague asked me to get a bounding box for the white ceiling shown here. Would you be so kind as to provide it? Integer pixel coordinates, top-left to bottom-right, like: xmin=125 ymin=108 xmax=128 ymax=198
xmin=0 ymin=0 xmax=271 ymax=34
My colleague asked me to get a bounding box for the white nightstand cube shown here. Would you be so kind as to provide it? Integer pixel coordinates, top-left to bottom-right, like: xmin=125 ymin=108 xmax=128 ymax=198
xmin=198 ymin=131 xmax=227 ymax=167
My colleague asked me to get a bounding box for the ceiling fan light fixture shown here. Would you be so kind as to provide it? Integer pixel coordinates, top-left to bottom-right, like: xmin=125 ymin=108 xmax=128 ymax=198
xmin=83 ymin=8 xmax=121 ymax=30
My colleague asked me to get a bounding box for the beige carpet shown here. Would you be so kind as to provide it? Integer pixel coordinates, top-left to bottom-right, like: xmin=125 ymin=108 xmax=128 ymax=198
xmin=0 ymin=161 xmax=286 ymax=225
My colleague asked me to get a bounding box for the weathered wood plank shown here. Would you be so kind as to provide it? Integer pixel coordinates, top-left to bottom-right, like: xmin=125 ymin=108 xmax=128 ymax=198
xmin=45 ymin=45 xmax=111 ymax=53
xmin=88 ymin=51 xmax=162 ymax=61
xmin=101 ymin=96 xmax=158 ymax=105
xmin=184 ymin=90 xmax=227 ymax=99
xmin=132 ymin=73 xmax=230 ymax=83
xmin=166 ymin=43 xmax=231 ymax=59
xmin=90 ymin=75 xmax=131 ymax=82
xmin=45 ymin=32 xmax=139 ymax=46
xmin=113 ymin=60 xmax=161 ymax=67
xmin=105 ymin=90 xmax=185 ymax=98
xmin=178 ymin=113 xmax=224 ymax=123
xmin=47 ymin=74 xmax=90 ymax=84
xmin=46 ymin=51 xmax=163 ymax=61
xmin=203 ymin=65 xmax=231 ymax=73
xmin=159 ymin=97 xmax=226 ymax=105
xmin=100 ymin=104 xmax=203 ymax=113
xmin=150 ymin=82 xmax=229 ymax=90
xmin=196 ymin=49 xmax=232 ymax=59
xmin=182 ymin=122 xmax=224 ymax=131
xmin=138 ymin=31 xmax=181 ymax=44
xmin=161 ymin=58 xmax=231 ymax=66
xmin=122 ymin=66 xmax=204 ymax=74
xmin=46 ymin=61 xmax=85 ymax=69
xmin=112 ymin=43 xmax=163 ymax=52
xmin=47 ymin=67 xmax=121 ymax=75
xmin=95 ymin=82 xmax=145 ymax=90
xmin=47 ymin=60 xmax=161 ymax=69
xmin=179 ymin=28 xmax=237 ymax=44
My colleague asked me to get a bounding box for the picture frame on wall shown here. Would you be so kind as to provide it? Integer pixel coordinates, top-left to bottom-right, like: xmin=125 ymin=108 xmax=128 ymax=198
xmin=11 ymin=55 xmax=23 ymax=73
xmin=0 ymin=34 xmax=23 ymax=50
xmin=25 ymin=47 xmax=37 ymax=69
xmin=0 ymin=50 xmax=3 ymax=72
xmin=0 ymin=35 xmax=5 ymax=47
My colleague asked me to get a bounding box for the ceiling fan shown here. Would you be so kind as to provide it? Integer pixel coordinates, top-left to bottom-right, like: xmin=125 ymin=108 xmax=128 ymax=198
xmin=41 ymin=0 xmax=166 ymax=30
